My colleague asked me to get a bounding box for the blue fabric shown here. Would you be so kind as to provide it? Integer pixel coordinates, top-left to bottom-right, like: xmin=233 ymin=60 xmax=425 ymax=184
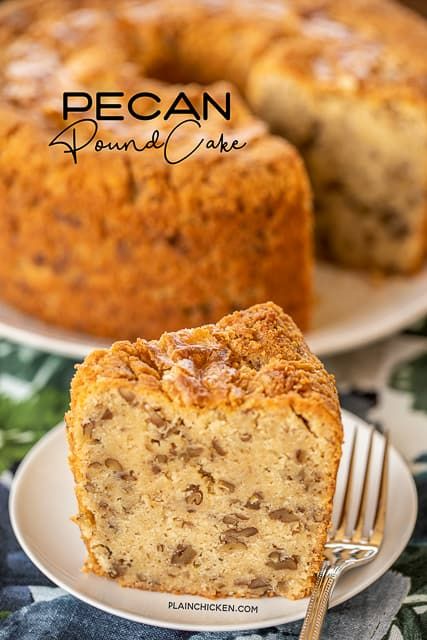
xmin=0 ymin=573 xmax=410 ymax=640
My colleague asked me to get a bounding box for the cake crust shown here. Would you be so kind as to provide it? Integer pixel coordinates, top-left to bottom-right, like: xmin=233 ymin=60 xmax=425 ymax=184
xmin=69 ymin=302 xmax=340 ymax=420
xmin=0 ymin=0 xmax=313 ymax=339
xmin=67 ymin=303 xmax=342 ymax=599
xmin=246 ymin=0 xmax=427 ymax=273
xmin=2 ymin=0 xmax=427 ymax=338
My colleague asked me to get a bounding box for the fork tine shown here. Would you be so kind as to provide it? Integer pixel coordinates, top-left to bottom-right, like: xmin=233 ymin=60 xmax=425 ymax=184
xmin=333 ymin=428 xmax=357 ymax=540
xmin=370 ymin=432 xmax=389 ymax=546
xmin=353 ymin=428 xmax=375 ymax=542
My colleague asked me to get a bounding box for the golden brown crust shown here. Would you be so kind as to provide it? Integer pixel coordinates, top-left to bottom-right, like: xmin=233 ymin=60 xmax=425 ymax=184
xmin=120 ymin=0 xmax=427 ymax=103
xmin=0 ymin=0 xmax=313 ymax=339
xmin=1 ymin=0 xmax=423 ymax=338
xmin=67 ymin=302 xmax=342 ymax=599
xmin=0 ymin=102 xmax=312 ymax=337
xmin=245 ymin=1 xmax=427 ymax=274
xmin=260 ymin=0 xmax=427 ymax=104
xmin=69 ymin=302 xmax=340 ymax=422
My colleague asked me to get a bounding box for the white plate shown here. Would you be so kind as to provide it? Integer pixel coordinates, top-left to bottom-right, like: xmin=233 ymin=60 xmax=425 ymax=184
xmin=309 ymin=262 xmax=427 ymax=355
xmin=1 ymin=262 xmax=427 ymax=359
xmin=10 ymin=410 xmax=417 ymax=632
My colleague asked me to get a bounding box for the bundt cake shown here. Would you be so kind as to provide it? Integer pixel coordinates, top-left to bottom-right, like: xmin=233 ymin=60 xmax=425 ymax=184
xmin=66 ymin=302 xmax=343 ymax=599
xmin=0 ymin=0 xmax=426 ymax=341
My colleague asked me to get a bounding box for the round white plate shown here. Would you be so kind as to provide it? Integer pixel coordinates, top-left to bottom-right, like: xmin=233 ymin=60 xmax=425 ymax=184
xmin=1 ymin=262 xmax=427 ymax=359
xmin=10 ymin=410 xmax=417 ymax=632
xmin=309 ymin=262 xmax=427 ymax=356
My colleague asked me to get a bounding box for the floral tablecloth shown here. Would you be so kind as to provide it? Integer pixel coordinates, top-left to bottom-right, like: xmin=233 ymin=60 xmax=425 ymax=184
xmin=0 ymin=322 xmax=426 ymax=639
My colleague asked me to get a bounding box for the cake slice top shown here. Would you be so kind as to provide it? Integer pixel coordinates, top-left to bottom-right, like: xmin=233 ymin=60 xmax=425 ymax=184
xmin=71 ymin=303 xmax=340 ymax=430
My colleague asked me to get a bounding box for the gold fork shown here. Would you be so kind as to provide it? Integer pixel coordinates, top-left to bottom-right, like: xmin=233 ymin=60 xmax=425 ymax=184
xmin=299 ymin=427 xmax=389 ymax=640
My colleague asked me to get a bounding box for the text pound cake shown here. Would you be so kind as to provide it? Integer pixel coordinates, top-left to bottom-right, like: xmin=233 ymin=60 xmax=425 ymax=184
xmin=66 ymin=302 xmax=343 ymax=599
xmin=2 ymin=0 xmax=427 ymax=342
xmin=0 ymin=0 xmax=313 ymax=340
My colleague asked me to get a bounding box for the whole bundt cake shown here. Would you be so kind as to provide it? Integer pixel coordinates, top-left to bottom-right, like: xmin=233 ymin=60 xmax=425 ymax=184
xmin=0 ymin=0 xmax=426 ymax=340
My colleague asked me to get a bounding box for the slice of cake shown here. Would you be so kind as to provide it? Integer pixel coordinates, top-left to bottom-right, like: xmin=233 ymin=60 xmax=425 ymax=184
xmin=66 ymin=302 xmax=342 ymax=599
xmin=247 ymin=1 xmax=427 ymax=273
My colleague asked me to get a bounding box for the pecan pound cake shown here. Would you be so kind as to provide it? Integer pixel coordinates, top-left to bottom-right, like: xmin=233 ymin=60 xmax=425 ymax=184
xmin=66 ymin=302 xmax=343 ymax=599
xmin=1 ymin=0 xmax=427 ymax=341
xmin=0 ymin=0 xmax=313 ymax=340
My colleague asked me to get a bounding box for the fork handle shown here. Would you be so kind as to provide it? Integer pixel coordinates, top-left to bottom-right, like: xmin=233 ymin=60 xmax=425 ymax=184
xmin=299 ymin=560 xmax=345 ymax=640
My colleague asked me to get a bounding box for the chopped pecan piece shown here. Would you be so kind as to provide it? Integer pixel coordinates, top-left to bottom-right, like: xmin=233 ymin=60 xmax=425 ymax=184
xmin=269 ymin=508 xmax=299 ymax=523
xmin=266 ymin=551 xmax=298 ymax=570
xmin=118 ymin=387 xmax=137 ymax=406
xmin=181 ymin=447 xmax=204 ymax=462
xmin=218 ymin=479 xmax=235 ymax=492
xmin=212 ymin=438 xmax=226 ymax=456
xmin=171 ymin=545 xmax=197 ymax=566
xmin=249 ymin=578 xmax=270 ymax=589
xmin=245 ymin=492 xmax=263 ymax=510
xmin=184 ymin=484 xmax=203 ymax=505
xmin=105 ymin=458 xmax=123 ymax=471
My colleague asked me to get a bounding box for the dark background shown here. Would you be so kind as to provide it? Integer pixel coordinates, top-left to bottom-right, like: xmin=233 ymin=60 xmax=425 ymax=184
xmin=401 ymin=0 xmax=427 ymax=16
